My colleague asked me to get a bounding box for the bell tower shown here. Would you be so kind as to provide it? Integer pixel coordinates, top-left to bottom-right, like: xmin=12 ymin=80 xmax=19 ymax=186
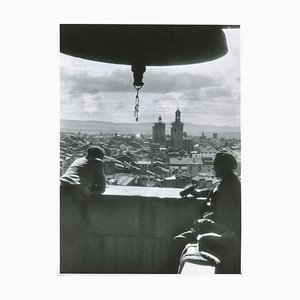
xmin=171 ymin=108 xmax=184 ymax=150
xmin=175 ymin=108 xmax=181 ymax=122
xmin=152 ymin=115 xmax=166 ymax=145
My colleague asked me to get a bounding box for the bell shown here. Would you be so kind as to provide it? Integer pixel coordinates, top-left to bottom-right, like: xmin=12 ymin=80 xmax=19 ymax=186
xmin=60 ymin=24 xmax=230 ymax=66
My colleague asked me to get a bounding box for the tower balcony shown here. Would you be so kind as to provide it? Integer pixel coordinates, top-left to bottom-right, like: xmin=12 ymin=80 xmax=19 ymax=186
xmin=60 ymin=185 xmax=207 ymax=274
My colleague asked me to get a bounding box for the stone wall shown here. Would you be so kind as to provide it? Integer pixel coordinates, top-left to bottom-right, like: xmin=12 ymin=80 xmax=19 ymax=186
xmin=60 ymin=186 xmax=207 ymax=273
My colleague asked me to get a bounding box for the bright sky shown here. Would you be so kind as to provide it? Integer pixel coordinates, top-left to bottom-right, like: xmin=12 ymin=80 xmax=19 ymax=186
xmin=60 ymin=29 xmax=240 ymax=127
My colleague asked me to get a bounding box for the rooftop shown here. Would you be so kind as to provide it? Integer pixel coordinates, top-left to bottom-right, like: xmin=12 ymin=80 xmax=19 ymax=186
xmin=170 ymin=156 xmax=204 ymax=165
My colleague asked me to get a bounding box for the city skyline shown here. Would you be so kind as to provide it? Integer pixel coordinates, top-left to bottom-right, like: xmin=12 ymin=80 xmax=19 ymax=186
xmin=61 ymin=28 xmax=240 ymax=127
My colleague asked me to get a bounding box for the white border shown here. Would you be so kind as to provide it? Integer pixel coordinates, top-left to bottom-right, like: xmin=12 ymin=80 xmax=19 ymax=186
xmin=1 ymin=1 xmax=299 ymax=299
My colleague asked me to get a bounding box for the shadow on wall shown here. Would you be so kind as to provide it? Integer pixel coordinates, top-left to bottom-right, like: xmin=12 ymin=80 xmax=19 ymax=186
xmin=60 ymin=186 xmax=207 ymax=274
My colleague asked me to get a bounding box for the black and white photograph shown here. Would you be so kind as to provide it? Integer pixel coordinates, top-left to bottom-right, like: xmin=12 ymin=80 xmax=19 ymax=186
xmin=2 ymin=0 xmax=299 ymax=299
xmin=60 ymin=24 xmax=241 ymax=274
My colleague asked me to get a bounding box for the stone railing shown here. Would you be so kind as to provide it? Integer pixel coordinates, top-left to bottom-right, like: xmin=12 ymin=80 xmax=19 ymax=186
xmin=60 ymin=185 xmax=207 ymax=274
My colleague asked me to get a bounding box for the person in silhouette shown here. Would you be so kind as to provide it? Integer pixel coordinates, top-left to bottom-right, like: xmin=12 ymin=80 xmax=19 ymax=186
xmin=60 ymin=146 xmax=106 ymax=199
xmin=174 ymin=150 xmax=241 ymax=274
xmin=60 ymin=146 xmax=106 ymax=272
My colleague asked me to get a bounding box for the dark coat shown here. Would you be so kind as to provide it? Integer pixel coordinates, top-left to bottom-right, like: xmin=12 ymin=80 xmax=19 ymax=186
xmin=202 ymin=173 xmax=241 ymax=273
xmin=208 ymin=173 xmax=241 ymax=239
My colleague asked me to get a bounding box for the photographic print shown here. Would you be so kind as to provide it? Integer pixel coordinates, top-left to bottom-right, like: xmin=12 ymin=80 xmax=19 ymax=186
xmin=60 ymin=24 xmax=241 ymax=274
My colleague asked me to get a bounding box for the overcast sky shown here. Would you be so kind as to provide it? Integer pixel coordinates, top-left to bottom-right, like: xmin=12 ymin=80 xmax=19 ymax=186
xmin=60 ymin=29 xmax=240 ymax=127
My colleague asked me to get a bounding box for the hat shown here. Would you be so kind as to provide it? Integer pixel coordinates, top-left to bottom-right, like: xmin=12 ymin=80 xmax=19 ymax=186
xmin=86 ymin=146 xmax=106 ymax=159
xmin=213 ymin=150 xmax=237 ymax=170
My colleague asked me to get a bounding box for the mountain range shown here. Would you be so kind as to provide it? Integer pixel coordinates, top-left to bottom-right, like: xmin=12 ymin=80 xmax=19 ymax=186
xmin=60 ymin=119 xmax=240 ymax=139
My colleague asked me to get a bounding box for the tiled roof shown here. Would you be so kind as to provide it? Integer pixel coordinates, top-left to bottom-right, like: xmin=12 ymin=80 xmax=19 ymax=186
xmin=136 ymin=161 xmax=152 ymax=165
xmin=170 ymin=156 xmax=203 ymax=165
xmin=117 ymin=176 xmax=136 ymax=186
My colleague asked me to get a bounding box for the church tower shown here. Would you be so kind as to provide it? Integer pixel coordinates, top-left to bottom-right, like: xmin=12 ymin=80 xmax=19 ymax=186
xmin=152 ymin=115 xmax=166 ymax=144
xmin=171 ymin=108 xmax=184 ymax=149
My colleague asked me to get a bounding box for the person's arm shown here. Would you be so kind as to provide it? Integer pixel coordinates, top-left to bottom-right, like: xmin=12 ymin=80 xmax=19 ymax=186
xmin=193 ymin=219 xmax=233 ymax=235
xmin=190 ymin=188 xmax=211 ymax=198
xmin=93 ymin=159 xmax=106 ymax=194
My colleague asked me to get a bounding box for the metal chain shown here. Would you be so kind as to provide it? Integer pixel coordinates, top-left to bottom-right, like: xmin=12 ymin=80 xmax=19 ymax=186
xmin=134 ymin=87 xmax=140 ymax=122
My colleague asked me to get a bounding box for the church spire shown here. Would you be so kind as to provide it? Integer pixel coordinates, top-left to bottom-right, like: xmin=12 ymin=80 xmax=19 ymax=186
xmin=175 ymin=108 xmax=181 ymax=122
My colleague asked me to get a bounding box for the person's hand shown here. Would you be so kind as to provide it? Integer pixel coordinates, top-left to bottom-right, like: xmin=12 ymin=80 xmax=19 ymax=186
xmin=179 ymin=184 xmax=197 ymax=197
xmin=189 ymin=189 xmax=198 ymax=196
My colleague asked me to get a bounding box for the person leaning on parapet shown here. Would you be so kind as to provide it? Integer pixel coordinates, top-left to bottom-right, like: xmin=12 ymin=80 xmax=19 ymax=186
xmin=60 ymin=146 xmax=106 ymax=201
xmin=60 ymin=146 xmax=106 ymax=271
xmin=191 ymin=150 xmax=241 ymax=238
xmin=174 ymin=150 xmax=241 ymax=273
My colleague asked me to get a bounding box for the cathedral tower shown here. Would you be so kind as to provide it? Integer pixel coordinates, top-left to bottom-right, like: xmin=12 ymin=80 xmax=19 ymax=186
xmin=171 ymin=108 xmax=184 ymax=149
xmin=152 ymin=115 xmax=166 ymax=144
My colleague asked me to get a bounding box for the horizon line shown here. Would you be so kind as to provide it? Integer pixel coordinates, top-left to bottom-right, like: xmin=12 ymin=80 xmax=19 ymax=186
xmin=60 ymin=118 xmax=240 ymax=128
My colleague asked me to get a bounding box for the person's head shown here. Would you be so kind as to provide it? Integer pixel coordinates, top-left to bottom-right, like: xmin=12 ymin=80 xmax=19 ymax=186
xmin=86 ymin=146 xmax=105 ymax=159
xmin=212 ymin=150 xmax=237 ymax=179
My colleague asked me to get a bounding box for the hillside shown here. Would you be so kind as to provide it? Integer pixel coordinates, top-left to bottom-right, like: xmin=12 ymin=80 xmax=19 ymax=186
xmin=60 ymin=119 xmax=240 ymax=138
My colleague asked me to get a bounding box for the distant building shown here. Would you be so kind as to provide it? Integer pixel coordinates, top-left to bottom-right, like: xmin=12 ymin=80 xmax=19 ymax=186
xmin=169 ymin=155 xmax=203 ymax=177
xmin=200 ymin=153 xmax=215 ymax=175
xmin=200 ymin=132 xmax=206 ymax=140
xmin=213 ymin=133 xmax=218 ymax=139
xmin=156 ymin=175 xmax=191 ymax=189
xmin=149 ymin=143 xmax=160 ymax=153
xmin=183 ymin=138 xmax=193 ymax=152
xmin=103 ymin=158 xmax=116 ymax=175
xmin=136 ymin=160 xmax=152 ymax=174
xmin=152 ymin=116 xmax=166 ymax=145
xmin=165 ymin=135 xmax=173 ymax=148
xmin=110 ymin=174 xmax=136 ymax=186
xmin=104 ymin=147 xmax=119 ymax=156
xmin=171 ymin=109 xmax=184 ymax=150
